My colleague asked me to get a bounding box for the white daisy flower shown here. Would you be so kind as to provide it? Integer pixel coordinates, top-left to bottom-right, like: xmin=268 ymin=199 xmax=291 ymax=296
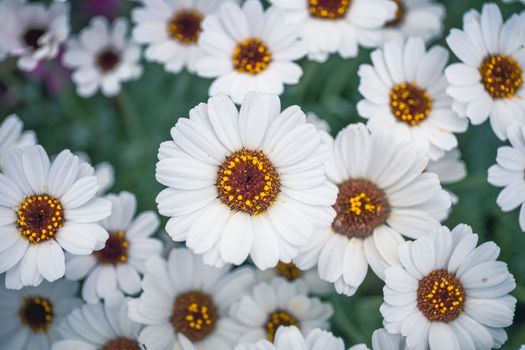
xmin=195 ymin=0 xmax=306 ymax=105
xmin=445 ymin=3 xmax=525 ymax=140
xmin=155 ymin=92 xmax=336 ymax=269
xmin=63 ymin=16 xmax=142 ymax=98
xmin=378 ymin=0 xmax=445 ymax=45
xmin=268 ymin=0 xmax=397 ymax=62
xmin=52 ymin=293 xmax=143 ymax=350
xmin=0 ymin=114 xmax=37 ymax=171
xmin=426 ymin=148 xmax=467 ymax=206
xmin=230 ymin=277 xmax=333 ymax=343
xmin=0 ymin=145 xmax=111 ymax=289
xmin=488 ymin=123 xmax=525 ymax=231
xmin=294 ymin=123 xmax=451 ymax=296
xmin=235 ymin=326 xmax=345 ymax=350
xmin=306 ymin=112 xmax=331 ymax=134
xmin=0 ymin=1 xmax=69 ymax=71
xmin=0 ymin=278 xmax=81 ymax=350
xmin=131 ymin=0 xmax=228 ymax=74
xmin=65 ymin=191 xmax=162 ymax=303
xmin=357 ymin=37 xmax=468 ymax=161
xmin=128 ymin=247 xmax=255 ymax=350
xmin=256 ymin=261 xmax=333 ymax=296
xmin=381 ymin=224 xmax=517 ymax=350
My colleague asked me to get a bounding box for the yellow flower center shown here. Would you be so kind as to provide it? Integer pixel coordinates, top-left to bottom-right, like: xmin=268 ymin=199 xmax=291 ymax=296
xmin=479 ymin=54 xmax=523 ymax=99
xmin=233 ymin=38 xmax=272 ymax=75
xmin=171 ymin=291 xmax=218 ymax=341
xmin=276 ymin=261 xmax=302 ymax=281
xmin=167 ymin=10 xmax=203 ymax=45
xmin=19 ymin=296 xmax=54 ymax=333
xmin=417 ymin=270 xmax=465 ymax=322
xmin=390 ymin=82 xmax=432 ymax=126
xmin=265 ymin=310 xmax=299 ymax=342
xmin=17 ymin=194 xmax=64 ymax=244
xmin=102 ymin=338 xmax=141 ymax=350
xmin=93 ymin=231 xmax=129 ymax=265
xmin=308 ymin=0 xmax=351 ymax=19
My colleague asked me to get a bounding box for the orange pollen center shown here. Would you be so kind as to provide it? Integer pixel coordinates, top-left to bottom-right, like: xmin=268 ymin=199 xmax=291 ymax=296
xmin=417 ymin=270 xmax=465 ymax=322
xmin=390 ymin=82 xmax=432 ymax=126
xmin=19 ymin=296 xmax=54 ymax=333
xmin=171 ymin=291 xmax=218 ymax=342
xmin=233 ymin=38 xmax=272 ymax=75
xmin=265 ymin=310 xmax=299 ymax=342
xmin=168 ymin=10 xmax=203 ymax=45
xmin=93 ymin=231 xmax=129 ymax=265
xmin=479 ymin=54 xmax=523 ymax=99
xmin=308 ymin=0 xmax=351 ymax=19
xmin=276 ymin=261 xmax=302 ymax=281
xmin=17 ymin=194 xmax=64 ymax=244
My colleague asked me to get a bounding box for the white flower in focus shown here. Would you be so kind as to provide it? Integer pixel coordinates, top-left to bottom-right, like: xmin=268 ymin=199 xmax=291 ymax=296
xmin=294 ymin=123 xmax=451 ymax=296
xmin=0 ymin=278 xmax=81 ymax=350
xmin=65 ymin=191 xmax=162 ymax=303
xmin=230 ymin=278 xmax=333 ymax=343
xmin=128 ymin=248 xmax=255 ymax=350
xmin=195 ymin=0 xmax=306 ymax=104
xmin=131 ymin=0 xmax=229 ymax=74
xmin=268 ymin=0 xmax=397 ymax=62
xmin=357 ymin=37 xmax=468 ymax=161
xmin=0 ymin=114 xmax=37 ymax=171
xmin=381 ymin=224 xmax=516 ymax=349
xmin=155 ymin=92 xmax=336 ymax=269
xmin=235 ymin=326 xmax=345 ymax=350
xmin=0 ymin=1 xmax=69 ymax=71
xmin=0 ymin=145 xmax=111 ymax=289
xmin=445 ymin=4 xmax=525 ymax=140
xmin=63 ymin=16 xmax=143 ymax=97
xmin=488 ymin=123 xmax=525 ymax=231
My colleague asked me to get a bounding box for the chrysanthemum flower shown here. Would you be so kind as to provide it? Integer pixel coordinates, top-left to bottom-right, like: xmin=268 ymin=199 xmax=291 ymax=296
xmin=357 ymin=37 xmax=468 ymax=161
xmin=63 ymin=16 xmax=142 ymax=97
xmin=235 ymin=326 xmax=345 ymax=350
xmin=131 ymin=0 xmax=227 ymax=74
xmin=52 ymin=293 xmax=143 ymax=350
xmin=378 ymin=0 xmax=445 ymax=44
xmin=195 ymin=0 xmax=306 ymax=104
xmin=0 ymin=145 xmax=111 ymax=289
xmin=155 ymin=92 xmax=336 ymax=269
xmin=0 ymin=114 xmax=36 ymax=171
xmin=488 ymin=124 xmax=525 ymax=231
xmin=268 ymin=0 xmax=396 ymax=62
xmin=294 ymin=123 xmax=451 ymax=296
xmin=445 ymin=3 xmax=525 ymax=140
xmin=381 ymin=224 xmax=516 ymax=349
xmin=0 ymin=1 xmax=69 ymax=71
xmin=426 ymin=148 xmax=467 ymax=206
xmin=65 ymin=191 xmax=162 ymax=303
xmin=230 ymin=278 xmax=333 ymax=343
xmin=128 ymin=248 xmax=255 ymax=350
xmin=0 ymin=278 xmax=81 ymax=350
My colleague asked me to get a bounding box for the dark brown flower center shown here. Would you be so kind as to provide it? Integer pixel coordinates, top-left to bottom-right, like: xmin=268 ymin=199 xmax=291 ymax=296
xmin=417 ymin=270 xmax=465 ymax=322
xmin=265 ymin=310 xmax=299 ymax=342
xmin=17 ymin=194 xmax=65 ymax=244
xmin=171 ymin=291 xmax=218 ymax=342
xmin=19 ymin=296 xmax=54 ymax=333
xmin=276 ymin=261 xmax=302 ymax=281
xmin=168 ymin=10 xmax=203 ymax=45
xmin=390 ymin=82 xmax=432 ymax=126
xmin=332 ymin=179 xmax=390 ymax=239
xmin=23 ymin=28 xmax=46 ymax=50
xmin=94 ymin=231 xmax=129 ymax=265
xmin=216 ymin=149 xmax=280 ymax=215
xmin=102 ymin=337 xmax=141 ymax=350
xmin=97 ymin=49 xmax=121 ymax=72
xmin=479 ymin=54 xmax=523 ymax=99
xmin=233 ymin=39 xmax=272 ymax=75
xmin=385 ymin=0 xmax=405 ymax=27
xmin=308 ymin=0 xmax=351 ymax=19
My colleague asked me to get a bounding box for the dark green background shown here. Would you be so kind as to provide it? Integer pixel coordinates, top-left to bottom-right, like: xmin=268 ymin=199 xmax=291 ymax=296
xmin=1 ymin=0 xmax=524 ymax=348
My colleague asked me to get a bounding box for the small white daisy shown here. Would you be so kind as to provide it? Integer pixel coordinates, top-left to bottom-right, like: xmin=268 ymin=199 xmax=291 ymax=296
xmin=294 ymin=123 xmax=451 ymax=296
xmin=268 ymin=0 xmax=397 ymax=62
xmin=378 ymin=0 xmax=445 ymax=44
xmin=230 ymin=277 xmax=333 ymax=343
xmin=131 ymin=0 xmax=228 ymax=74
xmin=128 ymin=247 xmax=255 ymax=350
xmin=488 ymin=123 xmax=525 ymax=231
xmin=306 ymin=112 xmax=331 ymax=134
xmin=155 ymin=92 xmax=336 ymax=269
xmin=357 ymin=37 xmax=468 ymax=161
xmin=445 ymin=3 xmax=525 ymax=140
xmin=195 ymin=0 xmax=306 ymax=104
xmin=0 ymin=278 xmax=81 ymax=350
xmin=0 ymin=114 xmax=37 ymax=171
xmin=65 ymin=191 xmax=162 ymax=303
xmin=0 ymin=1 xmax=69 ymax=71
xmin=0 ymin=145 xmax=111 ymax=289
xmin=63 ymin=16 xmax=142 ymax=98
xmin=235 ymin=326 xmax=345 ymax=350
xmin=52 ymin=293 xmax=143 ymax=350
xmin=381 ymin=224 xmax=516 ymax=350
xmin=426 ymin=148 xmax=467 ymax=206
